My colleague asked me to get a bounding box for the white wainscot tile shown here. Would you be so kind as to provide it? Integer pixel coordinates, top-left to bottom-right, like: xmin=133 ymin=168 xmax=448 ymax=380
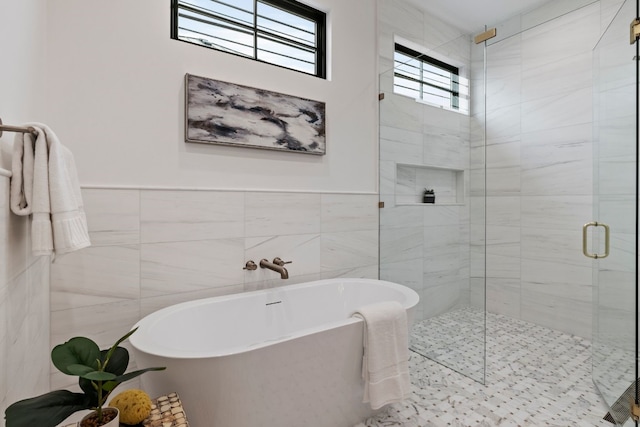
xmin=82 ymin=188 xmax=140 ymax=245
xmin=419 ymin=283 xmax=462 ymax=319
xmin=469 ymin=277 xmax=485 ymax=309
xmin=487 ymin=278 xmax=521 ymax=319
xmin=521 ymin=227 xmax=590 ymax=268
xmin=50 ymin=299 xmax=141 ymax=390
xmin=486 ymin=73 xmax=521 ymax=111
xmin=380 ymin=259 xmax=423 ymax=292
xmin=245 ymin=192 xmax=321 ymax=237
xmin=380 ymin=161 xmax=396 ymax=195
xmin=521 ymin=126 xmax=592 ymax=196
xmin=522 ymin=51 xmax=592 ymax=102
xmin=380 ymin=94 xmax=423 ymax=132
xmin=246 ymin=271 xmax=323 ymax=292
xmin=423 ymin=13 xmax=468 ymax=53
xmin=424 ymin=205 xmax=461 ymax=226
xmin=320 ymin=264 xmax=378 ymax=280
xmin=486 ymin=225 xmax=520 ymax=258
xmin=141 ymin=190 xmax=244 ymax=243
xmin=521 ymin=196 xmax=591 ymax=230
xmin=423 ymin=269 xmax=463 ymax=290
xmin=521 ymin=261 xmax=593 ymax=337
xmin=486 ymin=254 xmax=520 ymax=279
xmin=321 ymin=230 xmax=378 ymax=272
xmin=486 ymin=196 xmax=521 ymax=227
xmin=598 ymin=232 xmax=635 ymax=274
xmin=522 ymin=2 xmax=600 ymax=69
xmin=378 ymin=0 xmax=423 ymax=60
xmin=486 ymin=166 xmax=521 ymax=196
xmin=244 ymin=234 xmax=321 ymax=283
xmin=599 ymin=195 xmax=636 ymax=234
xmin=141 ymin=239 xmax=244 ymax=298
xmin=380 ymin=126 xmax=423 ymax=163
xmin=380 ymin=226 xmax=422 ymax=264
xmin=521 ymin=259 xmax=592 ymax=296
xmin=486 ymin=137 xmax=521 ymax=169
xmin=521 ymin=87 xmax=592 ymax=135
xmin=485 ymin=31 xmax=521 ymax=77
xmin=321 ymin=194 xmax=378 ymax=233
xmin=380 ymin=205 xmax=424 ymax=229
xmin=51 ymin=245 xmax=140 ymax=311
xmin=598 ymin=156 xmax=636 ymax=197
xmin=6 ymin=270 xmax=28 ymax=347
xmin=485 ymin=103 xmax=521 ymax=141
xmin=140 ymin=283 xmax=245 ymax=317
xmin=6 ymin=212 xmax=29 ymax=282
xmin=422 ymin=126 xmax=468 ymax=170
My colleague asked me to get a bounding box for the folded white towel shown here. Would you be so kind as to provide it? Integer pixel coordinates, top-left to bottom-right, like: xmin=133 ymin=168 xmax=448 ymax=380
xmin=10 ymin=123 xmax=90 ymax=258
xmin=353 ymin=301 xmax=411 ymax=410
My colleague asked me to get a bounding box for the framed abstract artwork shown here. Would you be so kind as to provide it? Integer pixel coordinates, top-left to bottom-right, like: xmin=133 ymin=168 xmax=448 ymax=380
xmin=185 ymin=74 xmax=326 ymax=155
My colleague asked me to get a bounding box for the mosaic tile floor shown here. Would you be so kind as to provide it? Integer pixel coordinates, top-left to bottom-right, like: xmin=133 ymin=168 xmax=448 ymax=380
xmin=357 ymin=308 xmax=616 ymax=427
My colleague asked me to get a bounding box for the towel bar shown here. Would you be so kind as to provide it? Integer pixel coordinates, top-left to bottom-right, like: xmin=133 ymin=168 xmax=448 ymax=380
xmin=0 ymin=117 xmax=38 ymax=137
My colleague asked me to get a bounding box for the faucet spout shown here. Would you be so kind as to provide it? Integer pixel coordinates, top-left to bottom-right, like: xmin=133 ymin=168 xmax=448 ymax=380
xmin=259 ymin=259 xmax=289 ymax=279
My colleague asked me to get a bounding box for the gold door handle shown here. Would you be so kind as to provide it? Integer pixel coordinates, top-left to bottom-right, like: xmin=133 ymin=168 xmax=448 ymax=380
xmin=582 ymin=222 xmax=610 ymax=259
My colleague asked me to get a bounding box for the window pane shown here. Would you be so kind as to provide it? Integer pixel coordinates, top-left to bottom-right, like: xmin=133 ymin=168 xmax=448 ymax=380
xmin=257 ymin=2 xmax=316 ymax=47
xmin=257 ymin=36 xmax=315 ymax=74
xmin=181 ymin=0 xmax=253 ymax=26
xmin=177 ymin=9 xmax=254 ymax=56
xmin=393 ymin=44 xmax=463 ymax=112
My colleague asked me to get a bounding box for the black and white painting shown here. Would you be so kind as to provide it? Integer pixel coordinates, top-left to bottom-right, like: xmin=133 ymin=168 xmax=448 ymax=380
xmin=185 ymin=74 xmax=326 ymax=155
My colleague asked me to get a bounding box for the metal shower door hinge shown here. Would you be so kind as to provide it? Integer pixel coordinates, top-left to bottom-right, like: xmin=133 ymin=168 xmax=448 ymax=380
xmin=474 ymin=28 xmax=497 ymax=44
xmin=631 ymin=18 xmax=640 ymax=44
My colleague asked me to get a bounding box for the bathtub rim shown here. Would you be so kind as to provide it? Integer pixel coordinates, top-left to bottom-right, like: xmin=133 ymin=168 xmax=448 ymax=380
xmin=130 ymin=278 xmax=418 ymax=359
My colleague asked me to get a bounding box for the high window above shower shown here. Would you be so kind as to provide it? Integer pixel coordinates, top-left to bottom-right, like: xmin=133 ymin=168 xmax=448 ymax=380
xmin=393 ymin=42 xmax=470 ymax=114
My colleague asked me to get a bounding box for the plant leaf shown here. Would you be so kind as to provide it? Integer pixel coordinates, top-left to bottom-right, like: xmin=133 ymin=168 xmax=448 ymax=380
xmin=102 ymin=347 xmax=129 ymax=376
xmin=4 ymin=390 xmax=91 ymax=427
xmin=66 ymin=364 xmax=95 ymax=376
xmin=51 ymin=337 xmax=100 ymax=375
xmin=82 ymin=371 xmax=117 ymax=381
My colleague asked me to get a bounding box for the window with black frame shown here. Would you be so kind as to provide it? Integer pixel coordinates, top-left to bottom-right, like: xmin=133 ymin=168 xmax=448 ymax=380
xmin=171 ymin=0 xmax=326 ymax=78
xmin=393 ymin=43 xmax=461 ymax=111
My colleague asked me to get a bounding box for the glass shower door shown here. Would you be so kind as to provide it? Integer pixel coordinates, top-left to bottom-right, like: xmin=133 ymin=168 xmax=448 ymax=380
xmin=591 ymin=0 xmax=638 ymax=424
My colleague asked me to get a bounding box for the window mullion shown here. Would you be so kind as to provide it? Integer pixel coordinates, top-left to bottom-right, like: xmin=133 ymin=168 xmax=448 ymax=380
xmin=253 ymin=0 xmax=259 ymax=60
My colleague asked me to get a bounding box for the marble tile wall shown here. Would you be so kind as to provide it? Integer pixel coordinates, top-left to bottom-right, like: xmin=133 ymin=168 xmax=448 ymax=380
xmin=0 ymin=171 xmax=51 ymax=420
xmin=380 ymin=0 xmax=626 ymax=339
xmin=467 ymin=1 xmax=619 ymax=339
xmin=50 ymin=188 xmax=379 ymax=389
xmin=378 ymin=0 xmax=473 ymax=322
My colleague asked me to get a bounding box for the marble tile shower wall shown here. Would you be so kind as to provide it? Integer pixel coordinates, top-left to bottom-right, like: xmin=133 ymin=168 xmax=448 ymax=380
xmin=0 ymin=172 xmax=51 ymax=419
xmin=49 ymin=188 xmax=379 ymax=389
xmin=469 ymin=1 xmax=610 ymax=338
xmin=378 ymin=0 xmax=472 ymax=322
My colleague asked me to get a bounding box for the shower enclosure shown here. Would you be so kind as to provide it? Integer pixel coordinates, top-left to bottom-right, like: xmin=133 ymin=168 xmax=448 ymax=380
xmin=379 ymin=0 xmax=640 ymax=422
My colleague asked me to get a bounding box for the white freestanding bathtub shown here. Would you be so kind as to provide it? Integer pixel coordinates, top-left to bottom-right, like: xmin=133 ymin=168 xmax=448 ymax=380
xmin=130 ymin=278 xmax=419 ymax=427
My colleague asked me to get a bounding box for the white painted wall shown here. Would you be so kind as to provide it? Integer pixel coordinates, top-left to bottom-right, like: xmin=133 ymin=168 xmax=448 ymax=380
xmin=44 ymin=0 xmax=378 ymax=192
xmin=0 ymin=1 xmax=50 ymax=421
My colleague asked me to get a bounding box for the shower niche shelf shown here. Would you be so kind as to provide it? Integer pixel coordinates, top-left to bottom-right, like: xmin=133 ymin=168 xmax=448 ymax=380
xmin=395 ymin=163 xmax=464 ymax=206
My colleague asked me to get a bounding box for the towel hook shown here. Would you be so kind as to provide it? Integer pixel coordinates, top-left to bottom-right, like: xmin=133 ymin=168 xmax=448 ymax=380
xmin=0 ymin=117 xmax=38 ymax=138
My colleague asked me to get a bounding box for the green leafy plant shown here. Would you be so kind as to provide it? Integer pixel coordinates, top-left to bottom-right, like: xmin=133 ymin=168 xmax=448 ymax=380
xmin=4 ymin=328 xmax=165 ymax=427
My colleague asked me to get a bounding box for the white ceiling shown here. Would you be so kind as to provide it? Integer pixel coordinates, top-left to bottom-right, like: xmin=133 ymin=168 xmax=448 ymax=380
xmin=403 ymin=0 xmax=552 ymax=33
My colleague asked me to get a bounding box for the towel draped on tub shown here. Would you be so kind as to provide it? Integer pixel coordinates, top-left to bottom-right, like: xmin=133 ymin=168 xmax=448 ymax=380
xmin=10 ymin=123 xmax=90 ymax=258
xmin=353 ymin=301 xmax=412 ymax=410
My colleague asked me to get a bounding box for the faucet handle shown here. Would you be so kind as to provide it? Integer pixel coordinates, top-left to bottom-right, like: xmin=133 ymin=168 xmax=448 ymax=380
xmin=243 ymin=260 xmax=257 ymax=271
xmin=273 ymin=257 xmax=292 ymax=266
